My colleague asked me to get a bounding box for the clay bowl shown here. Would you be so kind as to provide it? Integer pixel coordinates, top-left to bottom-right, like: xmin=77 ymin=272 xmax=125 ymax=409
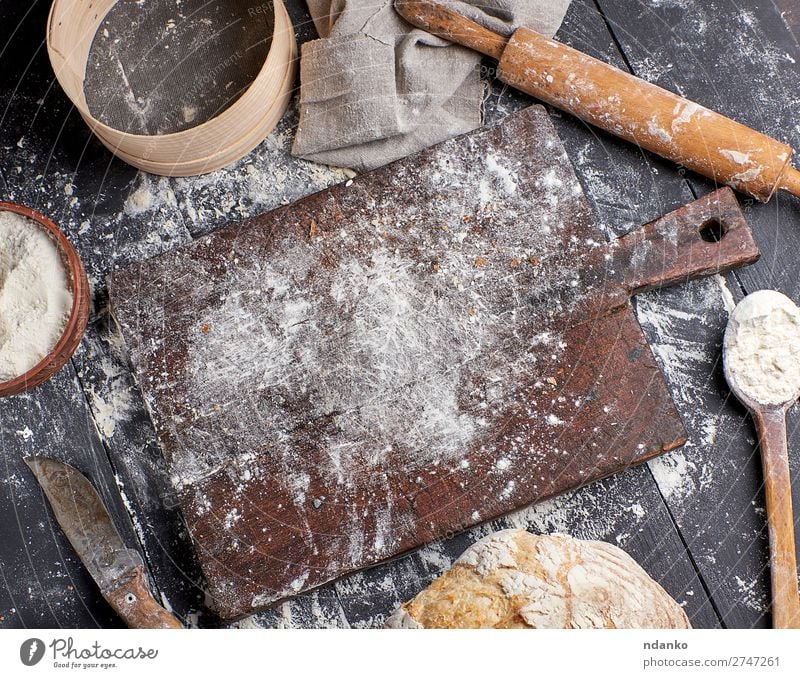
xmin=0 ymin=202 xmax=91 ymax=397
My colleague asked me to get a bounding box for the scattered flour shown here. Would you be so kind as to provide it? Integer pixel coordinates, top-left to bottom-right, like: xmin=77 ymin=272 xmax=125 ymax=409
xmin=734 ymin=575 xmax=768 ymax=613
xmin=715 ymin=274 xmax=737 ymax=313
xmin=485 ymin=154 xmax=518 ymax=195
xmin=0 ymin=209 xmax=74 ymax=381
xmin=671 ymin=100 xmax=704 ymax=133
xmin=649 ymin=450 xmax=698 ymax=501
xmin=724 ymin=290 xmax=800 ymax=406
xmin=633 ymin=277 xmax=736 ymax=502
xmin=647 ymin=116 xmax=673 ymax=144
xmin=90 ymin=384 xmax=134 ymax=439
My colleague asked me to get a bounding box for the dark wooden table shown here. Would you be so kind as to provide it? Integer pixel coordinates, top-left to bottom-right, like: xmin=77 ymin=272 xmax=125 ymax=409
xmin=1 ymin=0 xmax=799 ymax=629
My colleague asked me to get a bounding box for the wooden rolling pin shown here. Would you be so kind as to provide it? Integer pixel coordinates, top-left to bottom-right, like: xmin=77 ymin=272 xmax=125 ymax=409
xmin=395 ymin=0 xmax=800 ymax=202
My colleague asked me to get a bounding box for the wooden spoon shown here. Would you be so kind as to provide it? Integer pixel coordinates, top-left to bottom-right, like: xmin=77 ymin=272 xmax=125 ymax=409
xmin=723 ymin=290 xmax=800 ymax=628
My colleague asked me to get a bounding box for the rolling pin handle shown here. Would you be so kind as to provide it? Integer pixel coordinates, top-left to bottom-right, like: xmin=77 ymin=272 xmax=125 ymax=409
xmin=779 ymin=165 xmax=800 ymax=199
xmin=394 ymin=0 xmax=507 ymax=59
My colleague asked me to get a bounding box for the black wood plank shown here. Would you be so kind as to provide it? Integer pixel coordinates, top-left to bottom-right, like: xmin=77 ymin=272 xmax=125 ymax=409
xmin=239 ymin=588 xmax=350 ymax=629
xmin=0 ymin=41 xmax=204 ymax=624
xmin=0 ymin=1 xmax=52 ymax=94
xmin=0 ymin=9 xmax=156 ymax=624
xmin=0 ymin=366 xmax=127 ymax=628
xmin=2 ymin=0 xmax=776 ymax=629
xmin=595 ymin=0 xmax=800 ymax=628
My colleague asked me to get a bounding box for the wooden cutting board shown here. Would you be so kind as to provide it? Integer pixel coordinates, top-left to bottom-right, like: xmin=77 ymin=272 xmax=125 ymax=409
xmin=109 ymin=105 xmax=759 ymax=619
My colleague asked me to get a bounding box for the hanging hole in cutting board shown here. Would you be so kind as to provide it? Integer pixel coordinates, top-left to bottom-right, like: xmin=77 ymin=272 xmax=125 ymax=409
xmin=699 ymin=218 xmax=727 ymax=243
xmin=83 ymin=0 xmax=274 ymax=135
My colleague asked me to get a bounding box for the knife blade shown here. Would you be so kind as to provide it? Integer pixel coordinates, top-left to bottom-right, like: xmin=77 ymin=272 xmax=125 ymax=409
xmin=25 ymin=457 xmax=182 ymax=629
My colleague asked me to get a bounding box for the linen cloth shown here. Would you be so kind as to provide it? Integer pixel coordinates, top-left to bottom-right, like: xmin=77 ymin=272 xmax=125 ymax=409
xmin=292 ymin=0 xmax=572 ymax=170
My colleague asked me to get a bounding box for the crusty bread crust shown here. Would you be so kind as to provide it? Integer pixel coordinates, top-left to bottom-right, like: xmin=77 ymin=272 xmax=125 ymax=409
xmin=386 ymin=530 xmax=691 ymax=629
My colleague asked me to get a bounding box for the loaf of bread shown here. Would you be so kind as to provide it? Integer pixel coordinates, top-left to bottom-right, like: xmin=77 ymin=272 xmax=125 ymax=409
xmin=386 ymin=530 xmax=690 ymax=629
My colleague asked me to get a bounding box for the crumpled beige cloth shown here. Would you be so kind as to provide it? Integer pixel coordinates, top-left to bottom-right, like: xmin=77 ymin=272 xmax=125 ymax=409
xmin=292 ymin=1 xmax=572 ymax=171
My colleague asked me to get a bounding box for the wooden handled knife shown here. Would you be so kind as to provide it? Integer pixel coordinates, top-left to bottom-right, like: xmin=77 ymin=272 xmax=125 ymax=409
xmin=25 ymin=457 xmax=182 ymax=629
xmin=394 ymin=0 xmax=800 ymax=203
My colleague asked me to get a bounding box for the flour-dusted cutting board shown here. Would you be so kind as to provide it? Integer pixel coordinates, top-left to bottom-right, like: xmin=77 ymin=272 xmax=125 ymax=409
xmin=109 ymin=105 xmax=758 ymax=619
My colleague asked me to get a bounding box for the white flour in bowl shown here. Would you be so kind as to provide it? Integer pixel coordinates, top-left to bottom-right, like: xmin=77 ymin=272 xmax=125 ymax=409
xmin=0 ymin=209 xmax=74 ymax=382
xmin=724 ymin=290 xmax=800 ymax=406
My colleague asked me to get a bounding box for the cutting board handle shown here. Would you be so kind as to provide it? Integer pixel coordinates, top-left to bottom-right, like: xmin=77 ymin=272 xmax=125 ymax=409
xmin=611 ymin=188 xmax=759 ymax=296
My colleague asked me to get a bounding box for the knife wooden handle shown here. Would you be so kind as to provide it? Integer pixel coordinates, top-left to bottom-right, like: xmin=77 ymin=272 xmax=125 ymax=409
xmin=105 ymin=566 xmax=183 ymax=629
xmin=752 ymin=406 xmax=800 ymax=629
xmin=394 ymin=1 xmax=800 ymax=203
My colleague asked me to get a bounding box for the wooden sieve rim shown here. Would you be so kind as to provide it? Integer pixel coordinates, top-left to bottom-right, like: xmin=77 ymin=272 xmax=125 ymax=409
xmin=46 ymin=0 xmax=296 ymax=174
xmin=87 ymin=30 xmax=297 ymax=176
xmin=92 ymin=73 xmax=295 ymax=176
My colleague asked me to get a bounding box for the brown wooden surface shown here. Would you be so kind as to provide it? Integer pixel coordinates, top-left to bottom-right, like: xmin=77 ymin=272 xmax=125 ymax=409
xmin=4 ymin=0 xmax=796 ymax=630
xmin=752 ymin=406 xmax=800 ymax=628
xmin=109 ymin=106 xmax=759 ymax=619
xmin=104 ymin=565 xmax=183 ymax=629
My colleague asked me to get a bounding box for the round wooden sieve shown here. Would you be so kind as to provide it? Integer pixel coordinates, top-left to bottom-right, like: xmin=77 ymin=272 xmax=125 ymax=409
xmin=47 ymin=0 xmax=296 ymax=177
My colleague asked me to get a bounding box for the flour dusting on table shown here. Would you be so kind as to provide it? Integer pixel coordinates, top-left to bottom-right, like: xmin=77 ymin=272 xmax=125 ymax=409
xmin=109 ymin=106 xmax=691 ymax=617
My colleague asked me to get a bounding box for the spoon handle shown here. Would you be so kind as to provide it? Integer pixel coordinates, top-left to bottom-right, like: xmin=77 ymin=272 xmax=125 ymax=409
xmin=753 ymin=406 xmax=800 ymax=628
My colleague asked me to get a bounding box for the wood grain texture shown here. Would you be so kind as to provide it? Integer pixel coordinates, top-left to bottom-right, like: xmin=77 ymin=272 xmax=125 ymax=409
xmin=752 ymin=406 xmax=800 ymax=628
xmin=182 ymin=1 xmax=724 ymax=628
xmin=594 ymin=0 xmax=800 ymax=629
xmin=26 ymin=0 xmax=721 ymax=629
xmin=109 ymin=105 xmax=757 ymax=619
xmin=0 ymin=0 xmax=790 ymax=630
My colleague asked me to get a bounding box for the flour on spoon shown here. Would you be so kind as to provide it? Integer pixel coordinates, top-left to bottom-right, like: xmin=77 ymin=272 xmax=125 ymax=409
xmin=724 ymin=290 xmax=800 ymax=406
